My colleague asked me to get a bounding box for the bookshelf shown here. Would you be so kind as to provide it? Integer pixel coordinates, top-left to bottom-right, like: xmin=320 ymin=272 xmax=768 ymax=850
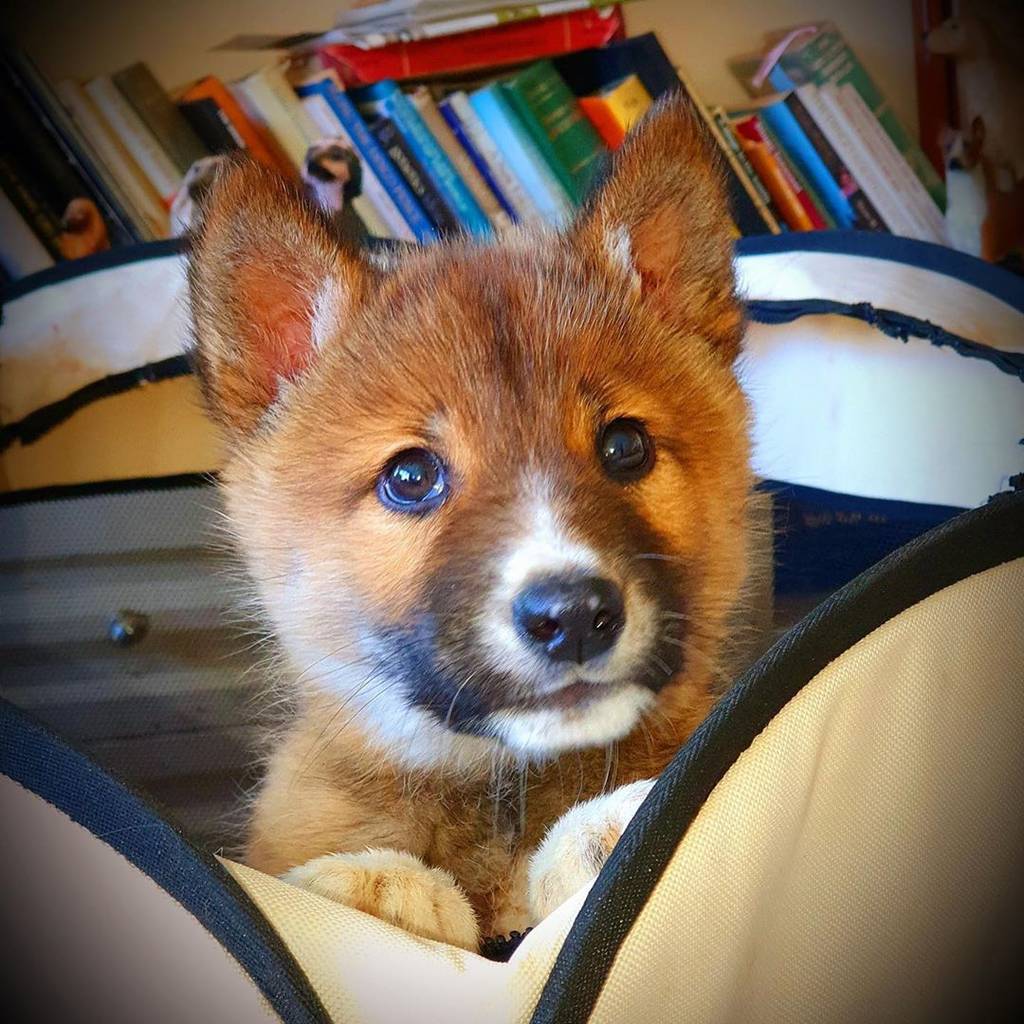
xmin=9 ymin=1 xmax=920 ymax=137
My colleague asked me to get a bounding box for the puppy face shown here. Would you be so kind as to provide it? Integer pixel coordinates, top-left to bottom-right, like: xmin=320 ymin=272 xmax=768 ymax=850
xmin=189 ymin=98 xmax=752 ymax=764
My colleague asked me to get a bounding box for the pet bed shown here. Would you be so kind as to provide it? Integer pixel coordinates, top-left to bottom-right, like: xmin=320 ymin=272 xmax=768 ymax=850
xmin=1 ymin=232 xmax=1022 ymax=1023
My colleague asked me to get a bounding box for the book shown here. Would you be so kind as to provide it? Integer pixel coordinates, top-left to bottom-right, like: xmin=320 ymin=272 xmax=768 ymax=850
xmin=733 ymin=115 xmax=814 ymax=231
xmin=84 ymin=75 xmax=181 ymax=208
xmin=730 ymin=23 xmax=946 ymax=210
xmin=371 ymin=114 xmax=462 ymax=235
xmin=578 ymin=75 xmax=652 ymax=149
xmin=112 ymin=62 xmax=209 ymax=176
xmin=178 ymin=97 xmax=245 ymax=154
xmin=0 ymin=145 xmax=64 ymax=259
xmin=439 ymin=91 xmax=544 ymax=227
xmin=709 ymin=107 xmax=784 ymax=234
xmin=815 ymin=82 xmax=947 ymax=243
xmin=409 ymin=86 xmax=512 ymax=232
xmin=318 ymin=6 xmax=625 ymax=87
xmin=178 ymin=75 xmax=293 ymax=174
xmin=0 ymin=189 xmax=55 ymax=278
xmin=293 ymin=73 xmax=437 ymax=244
xmin=297 ymin=90 xmax=408 ymax=240
xmin=763 ymin=79 xmax=887 ymax=232
xmin=233 ymin=64 xmax=321 ymax=170
xmin=753 ymin=114 xmax=829 ymax=229
xmin=742 ymin=83 xmax=855 ymax=229
xmin=57 ymin=79 xmax=169 ymax=238
xmin=468 ymin=82 xmax=574 ymax=228
xmin=1 ymin=49 xmax=143 ymax=245
xmin=500 ymin=60 xmax=606 ymax=204
xmin=328 ymin=0 xmax=634 ymax=46
xmin=353 ymin=79 xmax=491 ymax=237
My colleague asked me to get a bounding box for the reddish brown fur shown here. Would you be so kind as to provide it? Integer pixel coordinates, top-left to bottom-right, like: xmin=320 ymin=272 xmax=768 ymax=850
xmin=189 ymin=96 xmax=759 ymax=938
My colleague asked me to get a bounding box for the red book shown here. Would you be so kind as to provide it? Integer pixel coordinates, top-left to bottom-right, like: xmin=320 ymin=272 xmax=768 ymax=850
xmin=319 ymin=7 xmax=626 ymax=87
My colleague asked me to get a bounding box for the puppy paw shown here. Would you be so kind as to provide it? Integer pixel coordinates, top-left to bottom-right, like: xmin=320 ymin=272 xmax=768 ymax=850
xmin=281 ymin=848 xmax=479 ymax=950
xmin=528 ymin=779 xmax=655 ymax=921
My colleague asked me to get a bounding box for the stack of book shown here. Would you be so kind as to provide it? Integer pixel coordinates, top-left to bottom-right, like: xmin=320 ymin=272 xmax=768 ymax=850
xmin=0 ymin=8 xmax=951 ymax=283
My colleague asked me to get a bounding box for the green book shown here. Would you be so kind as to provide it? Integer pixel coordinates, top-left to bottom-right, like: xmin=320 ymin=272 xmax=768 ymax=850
xmin=500 ymin=60 xmax=606 ymax=206
xmin=729 ymin=23 xmax=946 ymax=211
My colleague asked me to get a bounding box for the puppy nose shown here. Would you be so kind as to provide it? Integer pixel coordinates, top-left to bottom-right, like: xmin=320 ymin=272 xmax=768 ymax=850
xmin=512 ymin=575 xmax=625 ymax=664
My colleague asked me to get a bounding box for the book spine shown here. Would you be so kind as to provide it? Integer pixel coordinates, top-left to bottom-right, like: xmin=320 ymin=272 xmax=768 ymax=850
xmin=294 ymin=78 xmax=436 ymax=243
xmin=410 ymin=87 xmax=513 ymax=232
xmin=0 ymin=149 xmax=64 ymax=259
xmin=233 ymin=76 xmax=309 ymax=169
xmin=756 ymin=116 xmax=830 ymax=229
xmin=299 ymin=92 xmax=409 ymax=241
xmin=1 ymin=51 xmax=143 ymax=246
xmin=788 ymin=84 xmax=887 ymax=232
xmin=829 ymin=82 xmax=947 ymax=244
xmin=756 ymin=92 xmax=854 ymax=229
xmin=437 ymin=97 xmax=519 ymax=224
xmin=371 ymin=116 xmax=462 ymax=235
xmin=780 ymin=26 xmax=946 ymax=209
xmin=84 ymin=76 xmax=181 ymax=206
xmin=260 ymin=64 xmax=322 ymax=146
xmin=734 ymin=117 xmax=813 ymax=231
xmin=57 ymin=80 xmax=167 ymax=238
xmin=319 ymin=8 xmax=624 ymax=87
xmin=0 ymin=189 xmax=55 ymax=277
xmin=709 ymin=108 xmax=783 ymax=234
xmin=502 ymin=60 xmax=606 ymax=201
xmin=356 ymin=82 xmax=491 ymax=237
xmin=443 ymin=91 xmax=544 ymax=227
xmin=112 ymin=63 xmax=209 ymax=175
xmin=577 ymin=96 xmax=626 ymax=149
xmin=468 ymin=85 xmax=574 ymax=227
xmin=177 ymin=98 xmax=244 ymax=154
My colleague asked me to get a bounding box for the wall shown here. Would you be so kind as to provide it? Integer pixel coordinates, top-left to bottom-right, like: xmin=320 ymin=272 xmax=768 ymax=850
xmin=6 ymin=0 xmax=919 ymax=133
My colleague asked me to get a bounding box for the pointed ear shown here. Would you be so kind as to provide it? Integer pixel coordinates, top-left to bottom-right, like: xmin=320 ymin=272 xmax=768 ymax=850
xmin=187 ymin=159 xmax=370 ymax=433
xmin=571 ymin=93 xmax=743 ymax=362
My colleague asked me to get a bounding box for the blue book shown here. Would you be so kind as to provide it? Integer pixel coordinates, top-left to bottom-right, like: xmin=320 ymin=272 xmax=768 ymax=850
xmin=760 ymin=65 xmax=855 ymax=230
xmin=468 ymin=84 xmax=573 ymax=229
xmin=438 ymin=97 xmax=519 ymax=224
xmin=353 ymin=80 xmax=491 ymax=238
xmin=293 ymin=76 xmax=437 ymax=244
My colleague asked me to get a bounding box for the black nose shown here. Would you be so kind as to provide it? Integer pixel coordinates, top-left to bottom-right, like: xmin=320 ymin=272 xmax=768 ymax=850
xmin=512 ymin=575 xmax=625 ymax=664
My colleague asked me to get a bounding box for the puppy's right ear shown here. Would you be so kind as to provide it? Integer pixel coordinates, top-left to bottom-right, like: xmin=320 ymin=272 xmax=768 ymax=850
xmin=188 ymin=160 xmax=370 ymax=433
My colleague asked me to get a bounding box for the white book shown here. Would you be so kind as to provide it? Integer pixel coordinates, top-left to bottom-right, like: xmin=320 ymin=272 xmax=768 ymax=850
xmin=84 ymin=76 xmax=181 ymax=207
xmin=57 ymin=80 xmax=168 ymax=239
xmin=799 ymin=83 xmax=916 ymax=239
xmin=0 ymin=190 xmax=54 ymax=278
xmin=831 ymin=83 xmax=947 ymax=245
xmin=300 ymin=93 xmax=408 ymax=240
xmin=445 ymin=91 xmax=545 ymax=228
xmin=233 ymin=75 xmax=308 ymax=170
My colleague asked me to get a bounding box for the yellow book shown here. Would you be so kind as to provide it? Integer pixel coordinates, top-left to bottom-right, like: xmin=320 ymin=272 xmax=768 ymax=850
xmin=578 ymin=75 xmax=652 ymax=148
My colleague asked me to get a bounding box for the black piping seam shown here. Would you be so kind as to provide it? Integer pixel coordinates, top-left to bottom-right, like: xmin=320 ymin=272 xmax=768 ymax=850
xmin=530 ymin=489 xmax=1024 ymax=1024
xmin=746 ymin=297 xmax=1024 ymax=380
xmin=0 ymin=354 xmax=192 ymax=453
xmin=0 ymin=470 xmax=216 ymax=508
xmin=0 ymin=697 xmax=331 ymax=1024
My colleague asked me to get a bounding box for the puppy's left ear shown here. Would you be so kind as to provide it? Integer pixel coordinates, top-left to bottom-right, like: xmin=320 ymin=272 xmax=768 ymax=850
xmin=571 ymin=92 xmax=743 ymax=362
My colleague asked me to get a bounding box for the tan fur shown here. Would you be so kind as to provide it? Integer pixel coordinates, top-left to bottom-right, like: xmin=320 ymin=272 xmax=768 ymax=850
xmin=189 ymin=96 xmax=759 ymax=943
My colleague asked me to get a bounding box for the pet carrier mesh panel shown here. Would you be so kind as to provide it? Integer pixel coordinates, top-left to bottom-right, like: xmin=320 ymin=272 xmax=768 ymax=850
xmin=2 ymin=492 xmax=1022 ymax=1023
xmin=1 ymin=233 xmax=1022 ymax=1022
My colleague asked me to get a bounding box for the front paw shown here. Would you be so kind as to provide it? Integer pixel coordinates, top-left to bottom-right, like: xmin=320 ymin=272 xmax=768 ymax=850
xmin=281 ymin=848 xmax=479 ymax=950
xmin=528 ymin=779 xmax=655 ymax=921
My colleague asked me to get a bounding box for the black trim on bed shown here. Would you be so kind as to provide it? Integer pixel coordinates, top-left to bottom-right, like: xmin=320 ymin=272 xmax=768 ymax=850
xmin=0 ymin=698 xmax=331 ymax=1024
xmin=0 ymin=469 xmax=215 ymax=507
xmin=0 ymin=354 xmax=192 ymax=453
xmin=530 ymin=488 xmax=1024 ymax=1024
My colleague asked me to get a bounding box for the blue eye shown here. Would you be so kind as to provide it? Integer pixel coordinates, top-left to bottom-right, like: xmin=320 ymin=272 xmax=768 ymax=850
xmin=599 ymin=418 xmax=653 ymax=480
xmin=378 ymin=448 xmax=448 ymax=512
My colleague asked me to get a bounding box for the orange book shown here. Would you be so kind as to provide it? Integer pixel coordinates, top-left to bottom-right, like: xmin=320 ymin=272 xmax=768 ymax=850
xmin=733 ymin=115 xmax=813 ymax=231
xmin=178 ymin=75 xmax=294 ymax=176
xmin=579 ymin=75 xmax=652 ymax=149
